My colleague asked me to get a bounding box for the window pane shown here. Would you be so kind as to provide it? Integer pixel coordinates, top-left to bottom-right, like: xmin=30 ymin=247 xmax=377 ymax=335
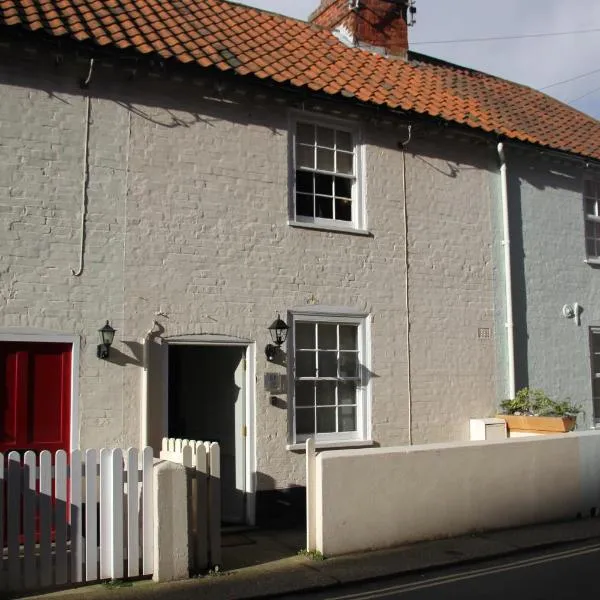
xmin=335 ymin=177 xmax=352 ymax=199
xmin=337 ymin=130 xmax=352 ymax=152
xmin=316 ymin=407 xmax=336 ymax=433
xmin=316 ymin=381 xmax=336 ymax=406
xmin=586 ymin=220 xmax=595 ymax=237
xmin=297 ymin=144 xmax=314 ymax=169
xmin=297 ymin=122 xmax=315 ymax=145
xmin=317 ymin=126 xmax=335 ymax=149
xmin=584 ymin=180 xmax=595 ymax=198
xmin=315 ymin=173 xmax=333 ymax=196
xmin=592 ymin=332 xmax=600 ymax=353
xmin=337 ymin=151 xmax=353 ymax=175
xmin=317 ymin=148 xmax=334 ymax=172
xmin=335 ymin=198 xmax=352 ymax=222
xmin=587 ymin=238 xmax=597 ymax=258
xmin=295 ymin=381 xmax=315 ymax=407
xmin=586 ymin=199 xmax=596 ymax=216
xmin=316 ymin=196 xmax=334 ymax=219
xmin=297 ymin=351 xmax=316 ymax=377
xmin=296 ymin=171 xmax=314 ymax=194
xmin=340 ymin=325 xmax=358 ymax=350
xmin=318 ymin=324 xmax=337 ymax=349
xmin=339 ymin=352 xmax=358 ymax=378
xmin=593 ymin=378 xmax=600 ymax=397
xmin=296 ymin=323 xmax=315 ymax=349
xmin=318 ymin=351 xmax=337 ymax=377
xmin=296 ymin=194 xmax=314 ymax=218
xmin=338 ymin=406 xmax=356 ymax=432
xmin=339 ymin=381 xmax=357 ymax=404
xmin=296 ymin=408 xmax=315 ymax=435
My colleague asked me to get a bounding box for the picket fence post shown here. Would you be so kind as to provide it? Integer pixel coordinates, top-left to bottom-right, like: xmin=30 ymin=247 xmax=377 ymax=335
xmin=0 ymin=446 xmax=154 ymax=594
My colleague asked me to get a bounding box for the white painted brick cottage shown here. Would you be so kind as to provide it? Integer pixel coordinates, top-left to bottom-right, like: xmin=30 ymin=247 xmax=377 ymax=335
xmin=1 ymin=0 xmax=599 ymax=525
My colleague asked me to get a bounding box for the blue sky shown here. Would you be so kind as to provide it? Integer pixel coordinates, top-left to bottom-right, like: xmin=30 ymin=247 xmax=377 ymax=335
xmin=237 ymin=0 xmax=600 ymax=120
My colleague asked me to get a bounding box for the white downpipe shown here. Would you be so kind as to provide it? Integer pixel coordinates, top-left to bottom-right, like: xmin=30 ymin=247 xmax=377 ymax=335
xmin=498 ymin=143 xmax=516 ymax=399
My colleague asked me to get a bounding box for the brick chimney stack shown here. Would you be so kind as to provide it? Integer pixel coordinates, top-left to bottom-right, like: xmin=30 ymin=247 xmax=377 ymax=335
xmin=310 ymin=0 xmax=412 ymax=59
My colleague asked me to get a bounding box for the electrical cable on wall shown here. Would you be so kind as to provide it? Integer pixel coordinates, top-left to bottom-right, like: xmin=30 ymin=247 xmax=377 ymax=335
xmin=71 ymin=58 xmax=95 ymax=277
xmin=71 ymin=58 xmax=94 ymax=277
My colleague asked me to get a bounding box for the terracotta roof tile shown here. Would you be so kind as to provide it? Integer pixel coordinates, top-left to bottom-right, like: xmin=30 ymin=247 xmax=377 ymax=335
xmin=1 ymin=0 xmax=599 ymax=160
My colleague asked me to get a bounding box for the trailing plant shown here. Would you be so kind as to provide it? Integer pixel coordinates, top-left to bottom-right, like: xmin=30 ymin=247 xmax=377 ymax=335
xmin=499 ymin=388 xmax=582 ymax=418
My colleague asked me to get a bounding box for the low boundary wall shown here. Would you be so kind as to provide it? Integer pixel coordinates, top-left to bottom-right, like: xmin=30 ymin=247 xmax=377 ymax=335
xmin=306 ymin=431 xmax=600 ymax=556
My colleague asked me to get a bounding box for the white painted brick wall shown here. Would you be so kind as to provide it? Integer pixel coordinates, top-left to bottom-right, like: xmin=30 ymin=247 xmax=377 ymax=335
xmin=0 ymin=49 xmax=497 ymax=489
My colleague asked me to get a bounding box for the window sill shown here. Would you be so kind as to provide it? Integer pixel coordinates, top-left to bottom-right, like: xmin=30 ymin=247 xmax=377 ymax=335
xmin=288 ymin=221 xmax=373 ymax=237
xmin=286 ymin=439 xmax=375 ymax=452
xmin=584 ymin=258 xmax=600 ymax=266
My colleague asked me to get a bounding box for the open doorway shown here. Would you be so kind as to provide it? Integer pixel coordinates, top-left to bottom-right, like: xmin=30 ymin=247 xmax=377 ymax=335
xmin=168 ymin=344 xmax=248 ymax=525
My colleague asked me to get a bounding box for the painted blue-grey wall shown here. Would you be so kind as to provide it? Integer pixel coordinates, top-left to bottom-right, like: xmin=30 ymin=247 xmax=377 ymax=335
xmin=505 ymin=145 xmax=600 ymax=427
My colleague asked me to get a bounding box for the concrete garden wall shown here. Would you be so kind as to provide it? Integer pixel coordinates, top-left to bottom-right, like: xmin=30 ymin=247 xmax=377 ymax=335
xmin=307 ymin=431 xmax=600 ymax=556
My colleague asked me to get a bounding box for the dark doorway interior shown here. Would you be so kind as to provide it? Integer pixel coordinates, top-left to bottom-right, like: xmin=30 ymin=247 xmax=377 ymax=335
xmin=168 ymin=344 xmax=246 ymax=524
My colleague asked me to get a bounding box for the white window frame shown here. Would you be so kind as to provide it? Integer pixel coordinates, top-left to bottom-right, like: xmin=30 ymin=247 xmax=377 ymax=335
xmin=584 ymin=178 xmax=600 ymax=263
xmin=287 ymin=308 xmax=372 ymax=446
xmin=288 ymin=112 xmax=367 ymax=233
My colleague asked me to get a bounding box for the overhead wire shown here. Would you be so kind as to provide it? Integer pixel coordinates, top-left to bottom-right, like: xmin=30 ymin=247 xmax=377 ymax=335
xmin=412 ymin=27 xmax=600 ymax=45
xmin=568 ymin=85 xmax=600 ymax=104
xmin=410 ymin=24 xmax=600 ymax=108
xmin=539 ymin=67 xmax=600 ymax=91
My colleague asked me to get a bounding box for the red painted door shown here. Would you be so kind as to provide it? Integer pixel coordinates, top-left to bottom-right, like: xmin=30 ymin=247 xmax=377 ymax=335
xmin=0 ymin=342 xmax=71 ymax=455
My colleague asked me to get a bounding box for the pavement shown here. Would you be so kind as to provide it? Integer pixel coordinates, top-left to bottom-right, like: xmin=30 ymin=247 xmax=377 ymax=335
xmin=15 ymin=517 xmax=600 ymax=600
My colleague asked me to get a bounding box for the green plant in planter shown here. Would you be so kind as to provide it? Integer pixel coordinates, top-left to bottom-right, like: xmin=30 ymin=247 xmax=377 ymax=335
xmin=499 ymin=388 xmax=582 ymax=418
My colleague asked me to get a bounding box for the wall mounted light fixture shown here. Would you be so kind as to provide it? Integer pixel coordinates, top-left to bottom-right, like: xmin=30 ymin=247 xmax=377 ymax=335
xmin=97 ymin=320 xmax=116 ymax=359
xmin=265 ymin=314 xmax=289 ymax=361
xmin=562 ymin=303 xmax=582 ymax=326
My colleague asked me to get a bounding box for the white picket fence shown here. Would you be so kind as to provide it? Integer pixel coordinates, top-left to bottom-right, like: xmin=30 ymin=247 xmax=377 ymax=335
xmin=0 ymin=447 xmax=154 ymax=593
xmin=160 ymin=438 xmax=221 ymax=570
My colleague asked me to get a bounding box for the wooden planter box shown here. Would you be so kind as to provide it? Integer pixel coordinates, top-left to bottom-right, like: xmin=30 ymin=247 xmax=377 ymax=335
xmin=497 ymin=415 xmax=577 ymax=434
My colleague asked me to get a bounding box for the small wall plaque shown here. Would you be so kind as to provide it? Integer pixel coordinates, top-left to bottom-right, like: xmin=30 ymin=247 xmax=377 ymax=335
xmin=264 ymin=372 xmax=287 ymax=394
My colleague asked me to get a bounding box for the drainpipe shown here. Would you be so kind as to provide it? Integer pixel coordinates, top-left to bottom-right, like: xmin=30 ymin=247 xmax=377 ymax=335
xmin=497 ymin=142 xmax=516 ymax=399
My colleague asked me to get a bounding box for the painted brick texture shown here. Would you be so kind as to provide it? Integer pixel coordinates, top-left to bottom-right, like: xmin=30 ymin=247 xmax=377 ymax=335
xmin=0 ymin=47 xmax=497 ymax=490
xmin=506 ymin=148 xmax=599 ymax=426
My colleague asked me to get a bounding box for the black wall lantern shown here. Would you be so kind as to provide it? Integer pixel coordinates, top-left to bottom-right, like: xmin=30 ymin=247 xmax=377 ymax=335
xmin=97 ymin=320 xmax=116 ymax=359
xmin=265 ymin=314 xmax=289 ymax=361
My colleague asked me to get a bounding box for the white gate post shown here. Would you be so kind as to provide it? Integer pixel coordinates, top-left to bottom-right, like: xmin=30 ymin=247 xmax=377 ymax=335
xmin=306 ymin=438 xmax=317 ymax=551
xmin=152 ymin=460 xmax=189 ymax=582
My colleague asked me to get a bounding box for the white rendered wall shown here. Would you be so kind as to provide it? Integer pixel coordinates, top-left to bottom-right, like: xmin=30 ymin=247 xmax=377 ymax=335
xmin=311 ymin=431 xmax=600 ymax=556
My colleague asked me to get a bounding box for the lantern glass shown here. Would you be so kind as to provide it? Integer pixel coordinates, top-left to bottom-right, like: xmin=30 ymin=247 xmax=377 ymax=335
xmin=268 ymin=315 xmax=289 ymax=347
xmin=98 ymin=321 xmax=116 ymax=346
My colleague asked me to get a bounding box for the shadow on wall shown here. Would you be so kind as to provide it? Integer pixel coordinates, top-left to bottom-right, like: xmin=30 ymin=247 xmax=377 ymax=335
xmin=507 ymin=159 xmax=583 ymax=393
xmin=507 ymin=169 xmax=529 ymax=392
xmin=0 ymin=39 xmax=289 ymax=134
xmin=255 ymin=472 xmax=306 ymax=529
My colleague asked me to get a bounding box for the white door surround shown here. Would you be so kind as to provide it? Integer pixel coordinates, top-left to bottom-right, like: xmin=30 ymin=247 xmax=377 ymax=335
xmin=163 ymin=337 xmax=257 ymax=526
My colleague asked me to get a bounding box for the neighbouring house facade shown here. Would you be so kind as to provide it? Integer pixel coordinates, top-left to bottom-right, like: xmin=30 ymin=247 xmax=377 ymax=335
xmin=496 ymin=146 xmax=600 ymax=426
xmin=1 ymin=0 xmax=599 ymax=525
